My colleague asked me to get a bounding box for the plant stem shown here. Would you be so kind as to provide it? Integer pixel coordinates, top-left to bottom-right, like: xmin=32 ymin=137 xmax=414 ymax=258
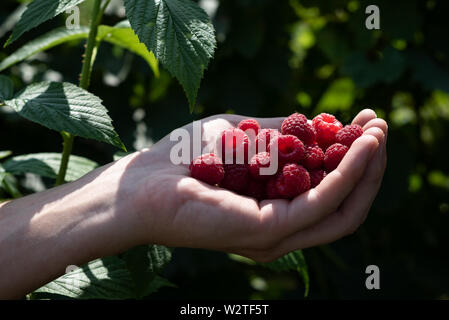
xmin=54 ymin=132 xmax=74 ymax=186
xmin=79 ymin=0 xmax=103 ymax=90
xmin=55 ymin=0 xmax=103 ymax=186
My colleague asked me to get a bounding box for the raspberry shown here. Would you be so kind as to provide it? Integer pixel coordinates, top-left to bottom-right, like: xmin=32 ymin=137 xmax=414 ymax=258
xmin=249 ymin=152 xmax=277 ymax=180
xmin=275 ymin=163 xmax=311 ymax=199
xmin=335 ymin=124 xmax=363 ymax=147
xmin=245 ymin=179 xmax=266 ymax=200
xmin=220 ymin=164 xmax=249 ymax=192
xmin=281 ymin=113 xmax=316 ymax=145
xmin=218 ymin=128 xmax=250 ymax=164
xmin=268 ymin=134 xmax=305 ymax=164
xmin=309 ymin=169 xmax=327 ymax=188
xmin=312 ymin=113 xmax=343 ymax=150
xmin=266 ymin=177 xmax=279 ymax=199
xmin=324 ymin=143 xmax=349 ymax=171
xmin=237 ymin=119 xmax=260 ymax=136
xmin=189 ymin=153 xmax=224 ymax=185
xmin=301 ymin=144 xmax=324 ymax=170
xmin=256 ymin=128 xmax=280 ymax=153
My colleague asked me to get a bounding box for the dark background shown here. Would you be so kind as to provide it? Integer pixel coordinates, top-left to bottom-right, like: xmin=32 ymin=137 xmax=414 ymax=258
xmin=1 ymin=0 xmax=448 ymax=299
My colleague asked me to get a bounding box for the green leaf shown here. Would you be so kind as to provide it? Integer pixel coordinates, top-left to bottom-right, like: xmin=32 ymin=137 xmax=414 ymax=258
xmin=124 ymin=0 xmax=216 ymax=111
xmin=262 ymin=250 xmax=309 ymax=297
xmin=5 ymin=0 xmax=88 ymax=46
xmin=4 ymin=82 xmax=126 ymax=151
xmin=33 ymin=257 xmax=136 ymax=299
xmin=0 ymin=27 xmax=89 ymax=72
xmin=0 ymin=151 xmax=12 ymax=160
xmin=0 ymin=23 xmax=158 ymax=76
xmin=3 ymin=153 xmax=98 ymax=182
xmin=0 ymin=3 xmax=27 ymax=39
xmin=122 ymin=245 xmax=172 ymax=298
xmin=98 ymin=21 xmax=159 ymax=77
xmin=342 ymin=47 xmax=405 ymax=88
xmin=316 ymin=78 xmax=355 ymax=113
xmin=0 ymin=75 xmax=14 ymax=101
xmin=33 ymin=256 xmax=174 ymax=299
xmin=0 ymin=165 xmax=22 ymax=198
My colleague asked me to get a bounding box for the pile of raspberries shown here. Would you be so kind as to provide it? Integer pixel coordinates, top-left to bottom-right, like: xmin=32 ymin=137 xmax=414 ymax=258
xmin=189 ymin=113 xmax=363 ymax=200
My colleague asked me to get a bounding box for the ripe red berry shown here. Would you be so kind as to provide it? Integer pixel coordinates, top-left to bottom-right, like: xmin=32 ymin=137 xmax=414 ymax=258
xmin=324 ymin=143 xmax=349 ymax=171
xmin=266 ymin=177 xmax=279 ymax=199
xmin=256 ymin=128 xmax=280 ymax=153
xmin=245 ymin=179 xmax=266 ymax=200
xmin=249 ymin=152 xmax=276 ymax=180
xmin=312 ymin=113 xmax=343 ymax=150
xmin=220 ymin=164 xmax=249 ymax=192
xmin=237 ymin=119 xmax=261 ymax=136
xmin=268 ymin=134 xmax=305 ymax=164
xmin=335 ymin=124 xmax=363 ymax=147
xmin=189 ymin=153 xmax=224 ymax=185
xmin=275 ymin=163 xmax=311 ymax=199
xmin=281 ymin=113 xmax=316 ymax=145
xmin=309 ymin=169 xmax=327 ymax=188
xmin=218 ymin=128 xmax=250 ymax=164
xmin=301 ymin=144 xmax=324 ymax=170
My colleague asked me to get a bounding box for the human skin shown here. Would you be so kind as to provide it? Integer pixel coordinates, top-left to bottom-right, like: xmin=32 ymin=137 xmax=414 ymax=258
xmin=0 ymin=109 xmax=387 ymax=299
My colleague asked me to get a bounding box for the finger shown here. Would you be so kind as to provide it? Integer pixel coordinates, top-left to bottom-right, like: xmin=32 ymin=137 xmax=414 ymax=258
xmin=362 ymin=118 xmax=388 ymax=136
xmin=263 ymin=134 xmax=379 ymax=236
xmin=336 ymin=137 xmax=386 ymax=228
xmin=244 ymin=130 xmax=387 ymax=259
xmin=255 ymin=117 xmax=285 ymax=130
xmin=352 ymin=109 xmax=377 ymax=127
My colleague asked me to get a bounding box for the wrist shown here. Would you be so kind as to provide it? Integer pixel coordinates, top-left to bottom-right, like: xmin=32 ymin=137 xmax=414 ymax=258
xmin=68 ymin=156 xmax=145 ymax=256
xmin=0 ymin=156 xmax=144 ymax=297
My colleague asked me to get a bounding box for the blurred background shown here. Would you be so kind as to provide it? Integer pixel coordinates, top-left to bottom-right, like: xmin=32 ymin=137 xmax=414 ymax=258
xmin=1 ymin=0 xmax=449 ymax=299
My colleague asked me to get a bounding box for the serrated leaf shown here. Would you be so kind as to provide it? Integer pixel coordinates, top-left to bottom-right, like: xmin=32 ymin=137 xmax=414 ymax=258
xmin=124 ymin=0 xmax=216 ymax=111
xmin=0 ymin=27 xmax=89 ymax=72
xmin=122 ymin=245 xmax=172 ymax=298
xmin=33 ymin=257 xmax=136 ymax=299
xmin=0 ymin=151 xmax=12 ymax=160
xmin=98 ymin=21 xmax=159 ymax=77
xmin=0 ymin=3 xmax=26 ymax=39
xmin=3 ymin=153 xmax=97 ymax=182
xmin=0 ymin=75 xmax=14 ymax=101
xmin=0 ymin=23 xmax=158 ymax=76
xmin=4 ymin=82 xmax=126 ymax=150
xmin=263 ymin=250 xmax=309 ymax=297
xmin=5 ymin=0 xmax=88 ymax=46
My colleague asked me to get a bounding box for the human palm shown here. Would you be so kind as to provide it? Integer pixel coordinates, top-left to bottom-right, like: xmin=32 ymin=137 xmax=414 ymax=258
xmin=116 ymin=109 xmax=387 ymax=262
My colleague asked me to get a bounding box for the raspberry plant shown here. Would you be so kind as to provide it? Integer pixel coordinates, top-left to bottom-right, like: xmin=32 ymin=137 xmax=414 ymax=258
xmin=0 ymin=0 xmax=308 ymax=299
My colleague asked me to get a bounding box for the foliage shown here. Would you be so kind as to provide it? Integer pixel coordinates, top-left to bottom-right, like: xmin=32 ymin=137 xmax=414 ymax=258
xmin=0 ymin=0 xmax=309 ymax=300
xmin=1 ymin=0 xmax=449 ymax=299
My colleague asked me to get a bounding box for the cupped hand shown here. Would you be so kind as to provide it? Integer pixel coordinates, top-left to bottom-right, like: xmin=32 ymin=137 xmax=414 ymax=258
xmin=116 ymin=109 xmax=387 ymax=262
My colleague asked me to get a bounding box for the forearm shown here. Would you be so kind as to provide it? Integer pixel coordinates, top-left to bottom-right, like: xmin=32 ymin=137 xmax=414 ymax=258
xmin=0 ymin=160 xmax=139 ymax=299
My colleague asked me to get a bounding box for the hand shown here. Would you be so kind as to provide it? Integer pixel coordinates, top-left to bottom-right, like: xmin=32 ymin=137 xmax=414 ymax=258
xmin=0 ymin=109 xmax=387 ymax=298
xmin=117 ymin=109 xmax=387 ymax=262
